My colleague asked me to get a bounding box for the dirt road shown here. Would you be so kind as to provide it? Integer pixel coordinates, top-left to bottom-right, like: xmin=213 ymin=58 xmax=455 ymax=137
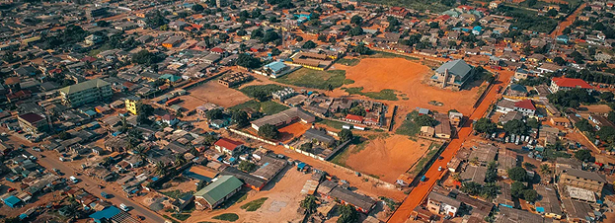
xmin=550 ymin=3 xmax=587 ymax=38
xmin=386 ymin=69 xmax=514 ymax=223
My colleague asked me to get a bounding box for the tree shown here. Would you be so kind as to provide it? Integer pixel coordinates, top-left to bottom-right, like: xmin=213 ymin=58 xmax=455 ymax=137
xmin=318 ymin=34 xmax=328 ymax=42
xmin=206 ymin=109 xmax=224 ymax=120
xmin=523 ymin=189 xmax=539 ymax=203
xmin=574 ymin=149 xmax=592 ymax=162
xmin=600 ymin=92 xmax=614 ymax=102
xmin=191 ymin=4 xmax=204 ymax=12
xmin=503 ymin=119 xmax=527 ymax=135
xmin=300 ymin=195 xmax=318 ymax=214
xmin=460 ymin=182 xmax=483 ymax=196
xmin=348 ymin=26 xmax=364 ymax=36
xmin=508 ymin=167 xmax=527 ymax=182
xmin=132 ymin=50 xmax=164 ymax=65
xmin=300 ymin=142 xmax=314 ymax=153
xmin=174 ymin=153 xmax=187 ymax=166
xmin=155 ymin=162 xmax=170 ymax=176
xmin=295 ymin=36 xmax=304 ymax=42
xmin=597 ymin=126 xmax=615 ymax=144
xmin=350 ymin=15 xmax=363 ymax=25
xmin=485 ymin=161 xmax=498 ymax=183
xmin=231 ymin=110 xmax=250 ymax=128
xmin=236 ymin=53 xmax=262 ymax=69
xmin=553 ymin=57 xmax=566 ymax=66
xmin=135 ymin=146 xmax=148 ymax=164
xmin=238 ymin=161 xmax=257 ymax=172
xmin=540 ymin=164 xmax=552 ymax=175
xmin=258 ymin=124 xmax=280 ymax=139
xmin=511 ymin=181 xmax=525 ymax=198
xmin=523 ymin=162 xmax=536 ymax=170
xmin=337 ymin=204 xmax=359 ymax=223
xmin=339 ymin=129 xmax=354 ymax=142
xmin=58 ymin=131 xmax=71 ymax=140
xmin=474 ymin=118 xmax=497 ymax=134
xmin=526 ymin=0 xmax=537 ymax=7
xmin=97 ymin=20 xmax=110 ymax=27
xmin=353 ymin=43 xmax=371 ymax=55
xmin=429 ymin=22 xmax=439 ymax=28
xmin=562 ymin=27 xmax=571 ymax=35
xmin=415 ymin=115 xmax=437 ymax=127
xmin=349 ymin=106 xmax=366 ymax=116
xmin=262 ymin=30 xmax=281 ymax=43
xmin=271 ymin=48 xmax=281 ymax=56
xmin=302 ymin=40 xmax=317 ymax=49
xmin=546 ymin=9 xmax=558 ymax=17
xmin=576 ymin=119 xmax=594 ymax=132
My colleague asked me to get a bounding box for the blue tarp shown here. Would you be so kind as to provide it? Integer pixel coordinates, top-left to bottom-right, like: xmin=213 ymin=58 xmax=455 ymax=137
xmin=89 ymin=206 xmax=121 ymax=221
xmin=298 ymin=162 xmax=306 ymax=169
xmin=536 ymin=207 xmax=545 ymax=213
xmin=112 ymin=131 xmax=122 ymax=136
xmin=19 ymin=213 xmax=27 ymax=219
xmin=3 ymin=195 xmax=21 ymax=208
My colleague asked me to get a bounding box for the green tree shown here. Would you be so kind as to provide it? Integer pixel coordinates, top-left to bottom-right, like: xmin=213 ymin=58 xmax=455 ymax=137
xmin=258 ymin=124 xmax=280 ymax=139
xmin=337 ymin=204 xmax=359 ymax=223
xmin=58 ymin=131 xmax=71 ymax=140
xmin=574 ymin=149 xmax=592 ymax=162
xmin=523 ymin=162 xmax=536 ymax=170
xmin=415 ymin=115 xmax=437 ymax=127
xmin=523 ymin=189 xmax=539 ymax=202
xmin=527 ymin=118 xmax=540 ymax=129
xmin=174 ymin=153 xmax=187 ymax=166
xmin=353 ymin=43 xmax=371 ymax=55
xmin=348 ymin=26 xmax=363 ymax=36
xmin=576 ymin=119 xmax=594 ymax=132
xmin=300 ymin=195 xmax=318 ymax=214
xmin=206 ymin=109 xmax=224 ymax=120
xmin=474 ymin=118 xmax=497 ymax=134
xmin=132 ymin=50 xmax=164 ymax=65
xmin=236 ymin=53 xmax=262 ymax=69
xmin=511 ymin=181 xmax=525 ymax=198
xmin=546 ymin=9 xmax=558 ymax=17
xmin=508 ymin=167 xmax=527 ymax=182
xmin=597 ymin=126 xmax=615 ymax=144
xmin=460 ymin=182 xmax=483 ymax=196
xmin=485 ymin=161 xmax=498 ymax=183
xmin=503 ymin=119 xmax=527 ymax=135
xmin=349 ymin=106 xmax=367 ymax=116
xmin=155 ymin=162 xmax=170 ymax=176
xmin=302 ymin=40 xmax=317 ymax=49
xmin=191 ymin=4 xmax=204 ymax=12
xmin=350 ymin=15 xmax=363 ymax=25
xmin=600 ymin=92 xmax=614 ymax=102
xmin=231 ymin=110 xmax=250 ymax=128
xmin=540 ymin=164 xmax=552 ymax=175
xmin=300 ymin=142 xmax=314 ymax=153
xmin=553 ymin=57 xmax=566 ymax=66
xmin=339 ymin=129 xmax=354 ymax=142
xmin=238 ymin=161 xmax=257 ymax=172
xmin=271 ymin=48 xmax=281 ymax=56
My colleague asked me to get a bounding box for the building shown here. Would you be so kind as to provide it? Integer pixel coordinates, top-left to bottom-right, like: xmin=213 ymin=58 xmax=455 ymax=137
xmin=251 ymin=107 xmax=315 ymax=131
xmin=558 ymin=168 xmax=607 ymax=196
xmin=431 ymin=60 xmax=475 ymax=91
xmin=535 ymin=185 xmax=564 ymax=219
xmin=213 ymin=138 xmax=245 ymax=155
xmin=434 ymin=114 xmax=451 ymax=139
xmin=59 ymin=79 xmax=113 ymax=108
xmin=550 ymin=77 xmax=593 ymax=93
xmin=263 ymin=61 xmax=292 ymax=78
xmin=216 ymin=0 xmax=227 ymax=7
xmin=162 ymin=36 xmax=184 ymax=49
xmin=125 ymin=97 xmax=140 ymax=115
xmin=194 ymin=175 xmax=243 ymax=210
xmin=449 ymin=111 xmax=463 ymax=127
xmin=18 ymin=113 xmax=48 ymax=133
xmin=426 ymin=191 xmax=460 ymax=217
xmin=496 ymin=206 xmax=551 ymax=223
xmin=316 ymin=181 xmax=376 ymax=213
xmin=514 ymin=100 xmax=536 ymax=116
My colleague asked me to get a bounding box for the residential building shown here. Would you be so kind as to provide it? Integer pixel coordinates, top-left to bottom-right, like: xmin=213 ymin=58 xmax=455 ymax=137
xmin=213 ymin=138 xmax=245 ymax=155
xmin=558 ymin=168 xmax=607 ymax=196
xmin=426 ymin=191 xmax=460 ymax=217
xmin=514 ymin=100 xmax=536 ymax=116
xmin=251 ymin=107 xmax=315 ymax=131
xmin=59 ymin=79 xmax=113 ymax=108
xmin=550 ymin=77 xmax=593 ymax=93
xmin=125 ymin=97 xmax=140 ymax=115
xmin=194 ymin=175 xmax=243 ymax=210
xmin=18 ymin=113 xmax=48 ymax=133
xmin=430 ymin=59 xmax=475 ymax=91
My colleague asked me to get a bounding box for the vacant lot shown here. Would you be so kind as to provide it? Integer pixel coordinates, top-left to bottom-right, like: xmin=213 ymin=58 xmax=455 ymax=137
xmin=274 ymin=68 xmax=347 ymax=89
xmin=332 ymin=134 xmax=433 ymax=183
xmin=340 ymin=58 xmax=480 ymax=115
xmin=239 ymin=84 xmax=285 ymax=98
xmin=230 ymin=100 xmax=289 ymax=115
xmin=278 ymin=122 xmax=312 ymax=142
xmin=343 ymin=87 xmax=399 ymax=101
xmin=180 ymin=81 xmax=251 ymax=110
xmin=336 ymin=58 xmax=360 ymax=66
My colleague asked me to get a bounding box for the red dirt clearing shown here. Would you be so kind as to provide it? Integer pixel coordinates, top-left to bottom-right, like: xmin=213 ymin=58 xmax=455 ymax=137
xmin=344 ymin=135 xmax=433 ymax=183
xmin=277 ymin=122 xmax=312 ymax=143
xmin=179 ymin=81 xmax=251 ymax=110
xmin=339 ymin=58 xmax=480 ymax=115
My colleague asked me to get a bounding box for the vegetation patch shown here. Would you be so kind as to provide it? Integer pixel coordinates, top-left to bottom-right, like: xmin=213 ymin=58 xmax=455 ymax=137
xmin=330 ymin=138 xmax=369 ymax=166
xmin=240 ymin=197 xmax=268 ymax=212
xmin=498 ymin=6 xmax=558 ymax=33
xmin=317 ymin=118 xmax=346 ymax=130
xmin=171 ymin=213 xmax=191 ymax=221
xmin=239 ymin=84 xmax=285 ymax=99
xmin=410 ymin=143 xmax=441 ymax=175
xmin=230 ymin=100 xmax=288 ymax=115
xmin=161 ymin=190 xmax=194 ymax=200
xmin=344 ymin=87 xmax=399 ymax=101
xmin=163 ymin=215 xmax=181 ymax=223
xmin=274 ymin=68 xmax=347 ymax=89
xmin=336 ymin=58 xmax=361 ymax=66
xmin=212 ymin=213 xmax=240 ymax=222
xmin=362 ymin=50 xmax=420 ymax=61
xmin=396 ymin=111 xmax=422 ymax=136
xmin=343 ymin=79 xmax=355 ymax=85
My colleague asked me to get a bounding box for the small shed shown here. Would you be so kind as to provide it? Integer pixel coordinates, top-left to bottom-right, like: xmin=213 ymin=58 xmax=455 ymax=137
xmin=3 ymin=195 xmax=22 ymax=208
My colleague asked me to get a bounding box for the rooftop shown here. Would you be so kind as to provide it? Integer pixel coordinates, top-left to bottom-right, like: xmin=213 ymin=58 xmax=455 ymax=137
xmin=59 ymin=79 xmax=110 ymax=95
xmin=194 ymin=175 xmax=243 ymax=206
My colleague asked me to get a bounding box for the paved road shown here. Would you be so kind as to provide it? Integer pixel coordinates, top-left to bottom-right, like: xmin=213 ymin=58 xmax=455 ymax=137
xmin=3 ymin=132 xmax=166 ymax=223
xmin=387 ymin=69 xmax=514 ymax=223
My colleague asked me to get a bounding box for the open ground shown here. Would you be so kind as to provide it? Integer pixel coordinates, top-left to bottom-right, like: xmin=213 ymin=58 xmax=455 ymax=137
xmin=332 ymin=134 xmax=434 ymax=183
xmin=178 ymin=81 xmax=252 ymax=110
xmin=336 ymin=58 xmax=481 ymax=115
xmin=277 ymin=122 xmax=312 ymax=143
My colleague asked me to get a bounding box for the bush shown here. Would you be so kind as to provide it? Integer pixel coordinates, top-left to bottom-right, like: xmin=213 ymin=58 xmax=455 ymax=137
xmin=212 ymin=213 xmax=239 ymax=222
xmin=258 ymin=124 xmax=280 ymax=139
xmin=240 ymin=197 xmax=268 ymax=211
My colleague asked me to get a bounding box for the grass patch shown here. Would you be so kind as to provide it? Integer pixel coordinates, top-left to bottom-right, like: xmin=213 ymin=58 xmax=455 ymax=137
xmin=395 ymin=111 xmax=421 ymax=136
xmin=274 ymin=68 xmax=347 ymax=89
xmin=363 ymin=50 xmax=420 ymax=61
xmin=344 ymin=87 xmax=398 ymax=101
xmin=88 ymin=43 xmax=113 ymax=56
xmin=330 ymin=138 xmax=369 ymax=166
xmin=317 ymin=118 xmax=346 ymax=130
xmin=213 ymin=213 xmax=239 ymax=222
xmin=240 ymin=197 xmax=268 ymax=212
xmin=343 ymin=79 xmax=355 ymax=85
xmin=163 ymin=215 xmax=181 ymax=223
xmin=361 ymin=0 xmax=449 ymax=12
xmin=171 ymin=213 xmax=191 ymax=221
xmin=239 ymin=84 xmax=285 ymax=98
xmin=236 ymin=193 xmax=249 ymax=203
xmin=336 ymin=58 xmax=360 ymax=66
xmin=410 ymin=143 xmax=441 ymax=175
xmin=161 ymin=190 xmax=193 ymax=200
xmin=230 ymin=100 xmax=288 ymax=115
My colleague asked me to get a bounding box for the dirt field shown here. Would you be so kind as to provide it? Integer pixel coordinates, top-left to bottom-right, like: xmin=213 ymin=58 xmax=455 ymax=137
xmin=337 ymin=58 xmax=480 ymax=115
xmin=340 ymin=135 xmax=433 ymax=183
xmin=188 ymin=168 xmax=310 ymax=223
xmin=179 ymin=81 xmax=252 ymax=110
xmin=578 ymin=104 xmax=612 ymax=114
xmin=277 ymin=122 xmax=312 ymax=143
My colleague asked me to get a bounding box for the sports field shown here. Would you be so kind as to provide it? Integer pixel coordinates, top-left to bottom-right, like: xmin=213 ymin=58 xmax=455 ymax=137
xmin=179 ymin=81 xmax=251 ymax=110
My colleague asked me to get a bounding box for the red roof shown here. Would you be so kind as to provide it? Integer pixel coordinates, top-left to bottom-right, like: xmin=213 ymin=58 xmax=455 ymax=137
xmin=19 ymin=113 xmax=45 ymax=124
xmin=81 ymin=56 xmax=96 ymax=62
xmin=552 ymin=77 xmax=593 ymax=89
xmin=211 ymin=47 xmax=225 ymax=53
xmin=345 ymin=114 xmax=364 ymax=122
xmin=214 ymin=138 xmax=243 ymax=151
xmin=514 ymin=100 xmax=536 ymax=111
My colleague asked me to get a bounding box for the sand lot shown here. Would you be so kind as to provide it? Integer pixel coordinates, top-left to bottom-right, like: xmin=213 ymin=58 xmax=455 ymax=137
xmin=178 ymin=81 xmax=251 ymax=110
xmin=338 ymin=58 xmax=481 ymax=115
xmin=277 ymin=122 xmax=312 ymax=143
xmin=341 ymin=135 xmax=433 ymax=183
xmin=188 ymin=168 xmax=310 ymax=223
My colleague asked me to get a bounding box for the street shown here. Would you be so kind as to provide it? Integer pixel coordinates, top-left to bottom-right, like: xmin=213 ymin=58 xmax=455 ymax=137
xmin=387 ymin=69 xmax=514 ymax=223
xmin=4 ymin=132 xmax=166 ymax=223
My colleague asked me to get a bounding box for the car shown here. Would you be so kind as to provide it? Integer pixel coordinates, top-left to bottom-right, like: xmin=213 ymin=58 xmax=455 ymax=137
xmin=137 ymin=216 xmax=146 ymax=220
xmin=32 ymin=147 xmax=41 ymax=152
xmin=17 ymin=130 xmax=24 ymax=134
xmin=120 ymin=203 xmax=130 ymax=211
xmin=29 ymin=155 xmax=37 ymax=160
xmin=438 ymin=166 xmax=443 ymax=171
xmin=438 ymin=156 xmax=444 ymax=160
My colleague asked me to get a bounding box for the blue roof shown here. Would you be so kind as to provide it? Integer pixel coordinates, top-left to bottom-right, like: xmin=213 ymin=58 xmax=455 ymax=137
xmin=85 ymin=110 xmax=97 ymax=116
xmin=264 ymin=61 xmax=288 ymax=73
xmin=3 ymin=195 xmax=21 ymax=206
xmin=536 ymin=207 xmax=545 ymax=213
xmin=298 ymin=162 xmax=306 ymax=169
xmin=473 ymin=26 xmax=482 ymax=31
xmin=557 ymin=35 xmax=569 ymax=39
xmin=89 ymin=206 xmax=121 ymax=220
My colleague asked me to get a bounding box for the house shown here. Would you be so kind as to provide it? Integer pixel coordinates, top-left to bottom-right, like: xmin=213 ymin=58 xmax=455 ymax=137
xmin=303 ymin=128 xmax=336 ymax=145
xmin=194 ymin=175 xmax=243 ymax=210
xmin=538 ymin=63 xmax=564 ymax=74
xmin=251 ymin=107 xmax=315 ymax=131
xmin=263 ymin=61 xmax=291 ymax=78
xmin=514 ymin=100 xmax=536 ymax=116
xmin=316 ymin=181 xmax=376 ymax=213
xmin=343 ymin=114 xmax=363 ymax=124
xmin=434 ymin=114 xmax=451 ymax=139
xmin=420 ymin=126 xmax=435 ymax=137
xmin=125 ymin=97 xmax=140 ymax=115
xmin=535 ymin=185 xmax=564 ymax=219
xmin=59 ymin=79 xmax=113 ymax=108
xmin=550 ymin=117 xmax=571 ymax=128
xmin=449 ymin=112 xmax=463 ymax=127
xmin=162 ymin=114 xmax=179 ymax=126
xmin=430 ymin=59 xmax=475 ymax=91
xmin=558 ymin=168 xmax=607 ymax=196
xmin=496 ymin=206 xmax=550 ymax=223
xmin=213 ymin=138 xmax=244 ymax=155
xmin=162 ymin=36 xmax=184 ymax=49
xmin=514 ymin=69 xmax=530 ymax=80
xmin=507 ymin=84 xmax=528 ymax=97
xmin=2 ymin=195 xmax=22 ymax=208
xmin=18 ymin=113 xmax=48 ymax=133
xmin=550 ymin=77 xmax=593 ymax=93
xmin=496 ymin=98 xmax=517 ymax=114
xmin=556 ymin=35 xmax=569 ymax=44
xmin=426 ymin=191 xmax=460 ymax=217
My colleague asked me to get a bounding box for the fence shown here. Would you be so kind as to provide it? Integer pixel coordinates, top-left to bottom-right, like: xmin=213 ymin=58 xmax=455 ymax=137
xmin=228 ymin=128 xmax=277 ymax=146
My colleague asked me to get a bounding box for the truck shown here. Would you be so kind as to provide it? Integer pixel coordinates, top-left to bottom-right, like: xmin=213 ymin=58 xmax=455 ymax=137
xmin=101 ymin=192 xmax=111 ymax=199
xmin=69 ymin=176 xmax=79 ymax=184
xmin=420 ymin=176 xmax=426 ymax=182
xmin=120 ymin=203 xmax=130 ymax=211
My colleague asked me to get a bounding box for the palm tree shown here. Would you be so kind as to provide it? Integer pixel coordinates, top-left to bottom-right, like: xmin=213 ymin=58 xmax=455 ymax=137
xmin=451 ymin=173 xmax=461 ymax=182
xmin=540 ymin=164 xmax=552 ymax=175
xmin=155 ymin=162 xmax=169 ymax=176
xmin=300 ymin=195 xmax=318 ymax=214
xmin=469 ymin=157 xmax=479 ymax=166
xmin=174 ymin=154 xmax=187 ymax=167
xmin=135 ymin=146 xmax=148 ymax=164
